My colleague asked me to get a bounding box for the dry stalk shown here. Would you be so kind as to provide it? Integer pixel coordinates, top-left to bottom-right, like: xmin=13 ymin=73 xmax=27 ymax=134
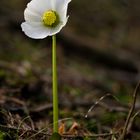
xmin=119 ymin=81 xmax=140 ymax=140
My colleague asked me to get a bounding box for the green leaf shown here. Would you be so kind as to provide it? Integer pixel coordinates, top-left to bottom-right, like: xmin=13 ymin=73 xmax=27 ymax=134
xmin=84 ymin=136 xmax=90 ymax=140
xmin=50 ymin=132 xmax=61 ymax=140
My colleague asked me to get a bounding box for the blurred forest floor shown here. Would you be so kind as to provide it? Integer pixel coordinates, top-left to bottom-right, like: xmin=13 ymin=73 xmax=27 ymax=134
xmin=0 ymin=0 xmax=140 ymax=139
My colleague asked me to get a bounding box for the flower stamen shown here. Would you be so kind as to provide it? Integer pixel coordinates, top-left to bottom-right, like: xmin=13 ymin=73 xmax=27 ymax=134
xmin=42 ymin=10 xmax=58 ymax=27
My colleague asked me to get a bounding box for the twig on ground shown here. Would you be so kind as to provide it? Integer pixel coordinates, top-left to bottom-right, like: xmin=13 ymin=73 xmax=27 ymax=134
xmin=127 ymin=110 xmax=140 ymax=133
xmin=119 ymin=81 xmax=140 ymax=140
xmin=62 ymin=132 xmax=119 ymax=139
xmin=0 ymin=124 xmax=119 ymax=139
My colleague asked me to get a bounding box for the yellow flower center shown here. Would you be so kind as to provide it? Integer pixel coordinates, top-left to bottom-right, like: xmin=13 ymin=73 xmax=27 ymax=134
xmin=42 ymin=10 xmax=58 ymax=27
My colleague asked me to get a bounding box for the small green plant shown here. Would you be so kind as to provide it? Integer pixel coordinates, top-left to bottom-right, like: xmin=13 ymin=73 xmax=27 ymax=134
xmin=21 ymin=0 xmax=71 ymax=134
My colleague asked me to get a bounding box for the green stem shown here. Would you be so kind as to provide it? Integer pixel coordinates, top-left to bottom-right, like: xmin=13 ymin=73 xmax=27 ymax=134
xmin=52 ymin=35 xmax=58 ymax=133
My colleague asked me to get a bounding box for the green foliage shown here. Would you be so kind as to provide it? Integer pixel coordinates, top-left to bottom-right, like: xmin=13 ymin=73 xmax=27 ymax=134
xmin=84 ymin=136 xmax=90 ymax=140
xmin=100 ymin=112 xmax=126 ymax=125
xmin=50 ymin=132 xmax=61 ymax=140
xmin=0 ymin=131 xmax=12 ymax=140
xmin=84 ymin=119 xmax=97 ymax=133
xmin=0 ymin=131 xmax=6 ymax=140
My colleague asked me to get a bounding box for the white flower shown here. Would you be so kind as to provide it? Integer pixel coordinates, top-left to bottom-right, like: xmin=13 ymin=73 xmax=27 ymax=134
xmin=21 ymin=0 xmax=71 ymax=39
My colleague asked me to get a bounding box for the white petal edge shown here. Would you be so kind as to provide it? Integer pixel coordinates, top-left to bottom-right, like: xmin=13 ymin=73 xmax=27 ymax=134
xmin=56 ymin=0 xmax=71 ymax=21
xmin=21 ymin=22 xmax=50 ymax=39
xmin=55 ymin=0 xmax=71 ymax=13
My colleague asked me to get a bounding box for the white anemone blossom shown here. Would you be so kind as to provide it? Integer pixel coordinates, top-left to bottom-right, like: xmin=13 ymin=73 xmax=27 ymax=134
xmin=21 ymin=0 xmax=71 ymax=39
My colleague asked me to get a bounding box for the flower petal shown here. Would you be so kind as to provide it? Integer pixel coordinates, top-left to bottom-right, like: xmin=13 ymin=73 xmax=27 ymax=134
xmin=26 ymin=0 xmax=53 ymax=15
xmin=21 ymin=0 xmax=71 ymax=39
xmin=55 ymin=0 xmax=71 ymax=13
xmin=55 ymin=0 xmax=71 ymax=21
xmin=24 ymin=8 xmax=41 ymax=23
xmin=21 ymin=22 xmax=50 ymax=39
xmin=48 ymin=16 xmax=68 ymax=36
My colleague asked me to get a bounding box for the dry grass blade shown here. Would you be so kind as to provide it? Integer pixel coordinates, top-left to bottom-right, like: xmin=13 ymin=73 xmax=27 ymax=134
xmin=127 ymin=110 xmax=140 ymax=133
xmin=119 ymin=81 xmax=140 ymax=140
xmin=85 ymin=93 xmax=119 ymax=118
